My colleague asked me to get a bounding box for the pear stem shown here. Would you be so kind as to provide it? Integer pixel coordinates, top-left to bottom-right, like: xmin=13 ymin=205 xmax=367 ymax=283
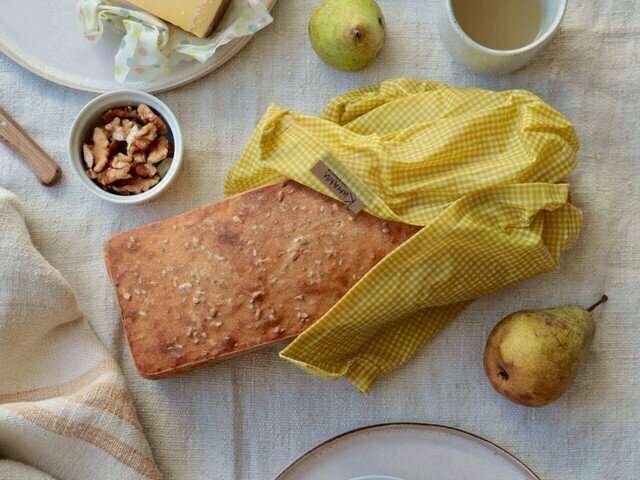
xmin=587 ymin=295 xmax=609 ymax=313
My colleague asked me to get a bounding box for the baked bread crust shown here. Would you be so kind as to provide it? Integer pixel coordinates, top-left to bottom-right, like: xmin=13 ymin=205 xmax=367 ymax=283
xmin=104 ymin=180 xmax=419 ymax=379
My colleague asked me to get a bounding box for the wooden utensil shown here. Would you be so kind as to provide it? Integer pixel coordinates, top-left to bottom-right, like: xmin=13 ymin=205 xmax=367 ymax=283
xmin=0 ymin=106 xmax=61 ymax=186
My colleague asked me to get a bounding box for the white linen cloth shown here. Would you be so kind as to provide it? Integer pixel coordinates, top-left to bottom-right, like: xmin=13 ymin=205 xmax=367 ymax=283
xmin=0 ymin=0 xmax=638 ymax=478
xmin=0 ymin=190 xmax=161 ymax=479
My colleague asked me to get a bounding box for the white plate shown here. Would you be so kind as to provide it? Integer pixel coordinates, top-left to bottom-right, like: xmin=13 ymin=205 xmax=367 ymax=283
xmin=0 ymin=0 xmax=276 ymax=94
xmin=276 ymin=423 xmax=539 ymax=480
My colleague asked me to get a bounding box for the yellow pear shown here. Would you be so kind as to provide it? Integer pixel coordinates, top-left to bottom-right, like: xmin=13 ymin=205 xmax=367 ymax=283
xmin=483 ymin=296 xmax=608 ymax=407
xmin=309 ymin=0 xmax=386 ymax=72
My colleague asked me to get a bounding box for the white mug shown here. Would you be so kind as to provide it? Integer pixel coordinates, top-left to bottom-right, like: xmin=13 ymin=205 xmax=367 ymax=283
xmin=439 ymin=0 xmax=567 ymax=75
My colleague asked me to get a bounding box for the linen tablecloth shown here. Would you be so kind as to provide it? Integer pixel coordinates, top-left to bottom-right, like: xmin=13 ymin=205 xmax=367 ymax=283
xmin=0 ymin=190 xmax=162 ymax=480
xmin=1 ymin=1 xmax=638 ymax=478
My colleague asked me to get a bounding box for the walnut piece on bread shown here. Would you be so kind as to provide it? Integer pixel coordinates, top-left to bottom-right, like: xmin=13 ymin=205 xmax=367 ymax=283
xmin=83 ymin=103 xmax=173 ymax=196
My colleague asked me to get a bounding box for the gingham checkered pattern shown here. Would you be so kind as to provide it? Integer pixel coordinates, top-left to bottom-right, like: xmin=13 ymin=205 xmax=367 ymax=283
xmin=225 ymin=79 xmax=582 ymax=394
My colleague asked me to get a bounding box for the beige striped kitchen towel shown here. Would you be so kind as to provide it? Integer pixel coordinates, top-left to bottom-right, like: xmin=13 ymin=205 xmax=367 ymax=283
xmin=0 ymin=189 xmax=162 ymax=480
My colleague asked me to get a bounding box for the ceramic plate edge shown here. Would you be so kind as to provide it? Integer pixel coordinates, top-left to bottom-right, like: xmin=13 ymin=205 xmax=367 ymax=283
xmin=0 ymin=0 xmax=277 ymax=94
xmin=275 ymin=422 xmax=541 ymax=480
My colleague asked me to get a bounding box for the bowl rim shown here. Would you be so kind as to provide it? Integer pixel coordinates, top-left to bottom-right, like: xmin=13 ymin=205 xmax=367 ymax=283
xmin=68 ymin=89 xmax=183 ymax=205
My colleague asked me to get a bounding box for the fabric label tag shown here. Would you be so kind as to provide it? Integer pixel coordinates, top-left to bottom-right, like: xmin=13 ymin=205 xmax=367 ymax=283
xmin=311 ymin=159 xmax=364 ymax=215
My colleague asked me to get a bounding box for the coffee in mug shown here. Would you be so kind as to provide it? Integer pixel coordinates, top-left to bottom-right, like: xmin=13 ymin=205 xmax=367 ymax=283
xmin=451 ymin=0 xmax=544 ymax=50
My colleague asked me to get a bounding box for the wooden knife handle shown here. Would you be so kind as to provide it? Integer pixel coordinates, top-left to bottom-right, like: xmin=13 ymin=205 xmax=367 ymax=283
xmin=0 ymin=106 xmax=61 ymax=186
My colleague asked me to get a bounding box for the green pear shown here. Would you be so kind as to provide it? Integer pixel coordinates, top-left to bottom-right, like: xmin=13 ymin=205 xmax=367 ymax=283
xmin=309 ymin=0 xmax=386 ymax=72
xmin=483 ymin=296 xmax=608 ymax=407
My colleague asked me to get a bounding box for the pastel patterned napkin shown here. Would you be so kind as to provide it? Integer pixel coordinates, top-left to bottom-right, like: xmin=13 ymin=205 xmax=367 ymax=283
xmin=77 ymin=0 xmax=273 ymax=83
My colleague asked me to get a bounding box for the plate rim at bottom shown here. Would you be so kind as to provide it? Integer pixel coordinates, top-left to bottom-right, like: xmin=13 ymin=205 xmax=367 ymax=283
xmin=275 ymin=422 xmax=541 ymax=480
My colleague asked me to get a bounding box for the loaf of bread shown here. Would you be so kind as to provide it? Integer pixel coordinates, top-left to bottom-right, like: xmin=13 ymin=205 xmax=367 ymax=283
xmin=104 ymin=180 xmax=419 ymax=379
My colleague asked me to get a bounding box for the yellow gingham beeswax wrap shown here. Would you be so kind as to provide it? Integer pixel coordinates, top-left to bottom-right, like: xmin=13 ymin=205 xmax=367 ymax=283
xmin=225 ymin=79 xmax=582 ymax=394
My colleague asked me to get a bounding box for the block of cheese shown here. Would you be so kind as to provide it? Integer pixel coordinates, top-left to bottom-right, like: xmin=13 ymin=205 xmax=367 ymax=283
xmin=126 ymin=0 xmax=232 ymax=38
xmin=104 ymin=181 xmax=419 ymax=379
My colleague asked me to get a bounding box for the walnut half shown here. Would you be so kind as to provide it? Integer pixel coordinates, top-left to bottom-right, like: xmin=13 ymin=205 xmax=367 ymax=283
xmin=112 ymin=176 xmax=160 ymax=195
xmin=91 ymin=127 xmax=110 ymax=172
xmin=138 ymin=104 xmax=167 ymax=135
xmin=127 ymin=123 xmax=157 ymax=156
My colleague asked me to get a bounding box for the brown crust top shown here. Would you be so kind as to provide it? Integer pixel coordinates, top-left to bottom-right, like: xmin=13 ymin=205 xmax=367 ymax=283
xmin=104 ymin=180 xmax=419 ymax=379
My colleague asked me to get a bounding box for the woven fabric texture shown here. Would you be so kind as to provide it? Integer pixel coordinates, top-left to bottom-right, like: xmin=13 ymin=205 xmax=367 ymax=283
xmin=0 ymin=190 xmax=161 ymax=480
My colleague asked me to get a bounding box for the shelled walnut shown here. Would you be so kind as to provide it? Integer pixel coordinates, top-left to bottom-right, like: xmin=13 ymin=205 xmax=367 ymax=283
xmin=83 ymin=104 xmax=173 ymax=195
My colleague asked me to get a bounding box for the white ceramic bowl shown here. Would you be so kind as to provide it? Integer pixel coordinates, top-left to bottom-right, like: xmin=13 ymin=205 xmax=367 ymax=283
xmin=68 ymin=90 xmax=183 ymax=204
